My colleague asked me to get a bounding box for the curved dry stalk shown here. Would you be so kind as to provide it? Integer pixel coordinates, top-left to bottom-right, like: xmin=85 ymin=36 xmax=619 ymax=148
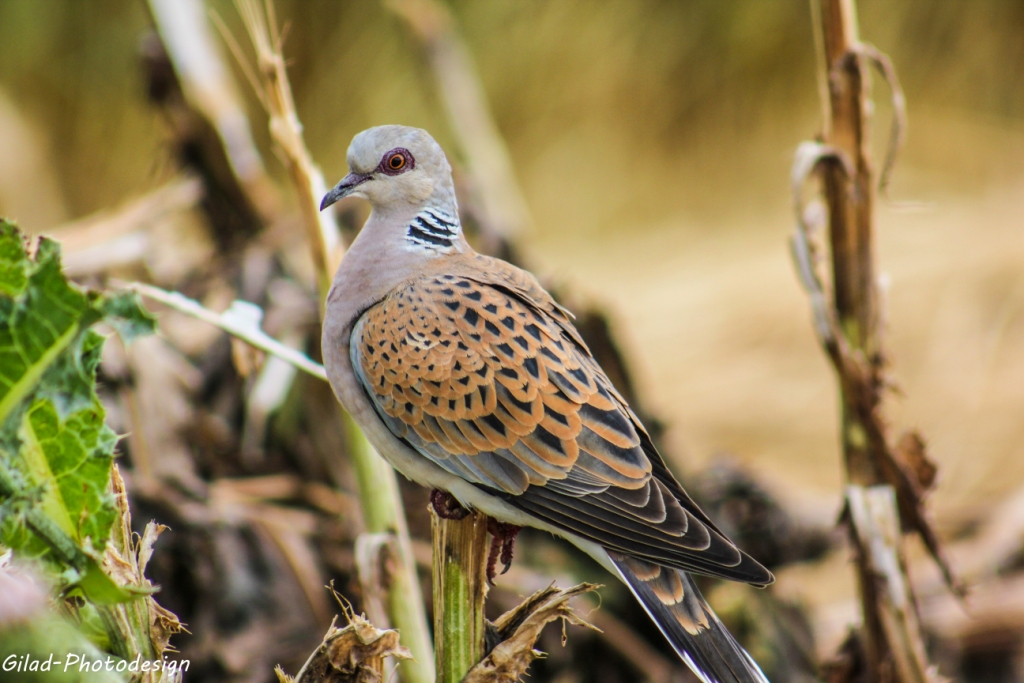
xmin=222 ymin=3 xmax=434 ymax=681
xmin=848 ymin=43 xmax=907 ymax=198
xmin=150 ymin=2 xmax=434 ymax=680
xmin=127 ymin=282 xmax=328 ymax=380
xmin=793 ymin=1 xmax=959 ymax=681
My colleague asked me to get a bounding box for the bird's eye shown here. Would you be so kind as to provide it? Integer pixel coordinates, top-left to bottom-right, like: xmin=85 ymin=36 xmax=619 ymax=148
xmin=378 ymin=147 xmax=415 ymax=175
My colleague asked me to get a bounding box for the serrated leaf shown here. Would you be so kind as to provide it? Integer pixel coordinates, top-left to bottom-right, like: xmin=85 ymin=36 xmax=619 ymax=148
xmin=0 ymin=219 xmax=157 ymax=617
xmin=0 ymin=224 xmax=92 ymax=424
xmin=17 ymin=398 xmax=118 ymax=546
xmin=0 ymin=227 xmax=30 ymax=296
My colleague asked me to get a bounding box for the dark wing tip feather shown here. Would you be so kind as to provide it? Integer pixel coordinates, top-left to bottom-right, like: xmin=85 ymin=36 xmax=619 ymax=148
xmin=611 ymin=553 xmax=771 ymax=683
xmin=737 ymin=553 xmax=775 ymax=588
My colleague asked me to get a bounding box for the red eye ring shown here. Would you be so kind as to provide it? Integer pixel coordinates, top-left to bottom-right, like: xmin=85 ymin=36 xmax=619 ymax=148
xmin=378 ymin=147 xmax=415 ymax=175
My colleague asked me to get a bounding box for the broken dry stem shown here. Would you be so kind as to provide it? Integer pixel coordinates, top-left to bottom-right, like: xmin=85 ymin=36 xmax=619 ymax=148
xmin=847 ymin=486 xmax=932 ymax=683
xmin=463 ymin=583 xmax=600 ymax=683
xmin=796 ymin=1 xmax=946 ymax=680
xmin=279 ymin=612 xmax=412 ymax=683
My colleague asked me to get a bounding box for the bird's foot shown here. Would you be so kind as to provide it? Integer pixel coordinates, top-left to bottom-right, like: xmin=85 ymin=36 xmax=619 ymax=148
xmin=486 ymin=519 xmax=522 ymax=585
xmin=429 ymin=489 xmax=471 ymax=520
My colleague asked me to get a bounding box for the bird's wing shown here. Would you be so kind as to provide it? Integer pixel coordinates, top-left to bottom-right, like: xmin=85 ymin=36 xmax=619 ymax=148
xmin=351 ymin=265 xmax=772 ymax=586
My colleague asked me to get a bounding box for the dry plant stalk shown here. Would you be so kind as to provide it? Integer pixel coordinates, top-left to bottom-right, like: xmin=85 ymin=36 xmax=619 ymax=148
xmin=224 ymin=3 xmax=436 ymax=681
xmin=103 ymin=465 xmax=185 ymax=683
xmin=462 ymin=583 xmax=600 ymax=683
xmin=150 ymin=0 xmax=435 ymax=679
xmin=146 ymin=0 xmax=279 ymax=223
xmin=791 ymin=1 xmax=959 ymax=681
xmin=429 ymin=509 xmax=489 ymax=683
xmin=276 ymin=609 xmax=412 ymax=683
xmin=846 ymin=487 xmax=932 ymax=682
xmin=221 ymin=0 xmax=342 ymax=301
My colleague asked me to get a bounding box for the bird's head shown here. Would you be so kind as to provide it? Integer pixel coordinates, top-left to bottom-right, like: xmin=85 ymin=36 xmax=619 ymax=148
xmin=320 ymin=125 xmax=455 ymax=214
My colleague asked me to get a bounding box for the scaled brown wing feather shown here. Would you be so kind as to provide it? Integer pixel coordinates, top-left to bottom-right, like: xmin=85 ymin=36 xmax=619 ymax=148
xmin=351 ymin=264 xmax=772 ymax=586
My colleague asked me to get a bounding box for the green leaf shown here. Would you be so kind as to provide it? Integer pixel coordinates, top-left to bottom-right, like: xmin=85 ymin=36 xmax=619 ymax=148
xmin=0 ymin=226 xmax=30 ymax=296
xmin=77 ymin=557 xmax=157 ymax=605
xmin=0 ymin=609 xmax=126 ymax=683
xmin=99 ymin=290 xmax=157 ymax=345
xmin=0 ymin=223 xmax=91 ymax=423
xmin=0 ymin=218 xmax=158 ymax=621
xmin=17 ymin=398 xmax=118 ymax=546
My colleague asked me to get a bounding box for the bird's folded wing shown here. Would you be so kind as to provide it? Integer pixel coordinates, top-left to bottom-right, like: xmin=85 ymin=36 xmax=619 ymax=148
xmin=350 ymin=263 xmax=772 ymax=585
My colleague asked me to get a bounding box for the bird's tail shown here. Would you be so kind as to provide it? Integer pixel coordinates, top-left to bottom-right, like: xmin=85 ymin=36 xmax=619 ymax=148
xmin=609 ymin=552 xmax=769 ymax=683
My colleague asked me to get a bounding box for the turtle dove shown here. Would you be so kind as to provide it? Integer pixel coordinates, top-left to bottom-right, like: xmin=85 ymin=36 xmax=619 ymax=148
xmin=320 ymin=125 xmax=774 ymax=683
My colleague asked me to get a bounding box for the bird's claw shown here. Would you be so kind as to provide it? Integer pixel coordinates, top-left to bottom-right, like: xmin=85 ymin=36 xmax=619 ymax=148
xmin=486 ymin=519 xmax=521 ymax=585
xmin=429 ymin=489 xmax=471 ymax=520
xmin=429 ymin=490 xmax=521 ymax=584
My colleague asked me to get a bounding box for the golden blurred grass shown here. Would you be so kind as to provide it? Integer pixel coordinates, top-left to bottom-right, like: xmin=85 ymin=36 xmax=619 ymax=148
xmin=529 ymin=108 xmax=1024 ymax=532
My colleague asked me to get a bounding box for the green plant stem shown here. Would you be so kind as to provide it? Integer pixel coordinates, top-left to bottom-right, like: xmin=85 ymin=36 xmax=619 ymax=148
xmin=430 ymin=510 xmax=489 ymax=683
xmin=345 ymin=411 xmax=435 ymax=683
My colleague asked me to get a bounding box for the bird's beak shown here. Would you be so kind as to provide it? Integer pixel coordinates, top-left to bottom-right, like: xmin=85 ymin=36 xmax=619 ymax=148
xmin=320 ymin=172 xmax=372 ymax=210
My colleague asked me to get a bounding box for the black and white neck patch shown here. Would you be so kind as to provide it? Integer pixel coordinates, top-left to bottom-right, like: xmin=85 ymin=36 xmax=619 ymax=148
xmin=405 ymin=208 xmax=460 ymax=251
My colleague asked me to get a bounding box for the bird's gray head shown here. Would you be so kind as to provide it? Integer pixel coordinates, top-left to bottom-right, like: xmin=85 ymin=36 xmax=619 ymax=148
xmin=320 ymin=126 xmax=456 ymax=216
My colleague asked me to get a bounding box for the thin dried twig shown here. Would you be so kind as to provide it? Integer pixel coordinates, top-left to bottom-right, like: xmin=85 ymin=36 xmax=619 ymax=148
xmin=126 ymin=281 xmax=328 ymax=381
xmin=220 ymin=4 xmax=435 ymax=681
xmin=224 ymin=0 xmax=342 ymax=303
xmin=791 ymin=140 xmax=855 ymax=350
xmin=848 ymin=43 xmax=907 ymax=198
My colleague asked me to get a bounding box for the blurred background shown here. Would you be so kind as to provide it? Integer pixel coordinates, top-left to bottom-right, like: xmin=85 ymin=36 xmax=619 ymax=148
xmin=1 ymin=1 xmax=1023 ymax=681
